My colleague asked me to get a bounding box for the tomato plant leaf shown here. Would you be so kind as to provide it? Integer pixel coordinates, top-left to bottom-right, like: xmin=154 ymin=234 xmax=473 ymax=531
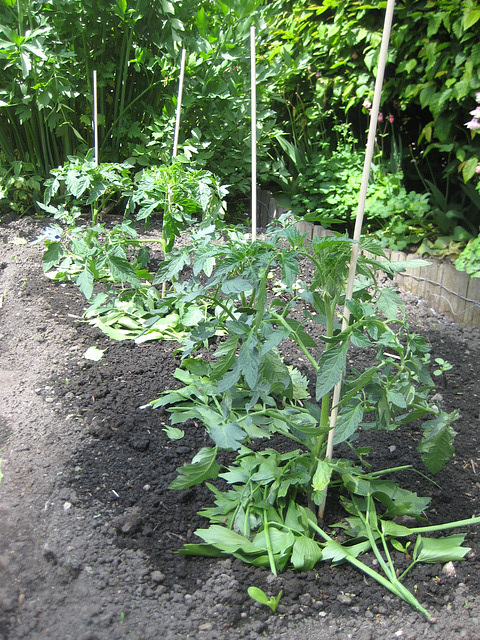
xmin=316 ymin=340 xmax=349 ymax=400
xmin=169 ymin=447 xmax=220 ymax=490
xmin=417 ymin=411 xmax=457 ymax=474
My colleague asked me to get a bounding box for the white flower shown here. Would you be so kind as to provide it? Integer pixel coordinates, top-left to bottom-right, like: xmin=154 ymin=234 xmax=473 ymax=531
xmin=44 ymin=226 xmax=62 ymax=241
xmin=465 ymin=118 xmax=480 ymax=130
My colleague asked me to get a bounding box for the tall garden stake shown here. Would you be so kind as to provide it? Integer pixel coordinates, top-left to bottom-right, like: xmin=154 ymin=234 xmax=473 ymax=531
xmin=319 ymin=0 xmax=396 ymax=519
xmin=250 ymin=26 xmax=257 ymax=242
xmin=172 ymin=49 xmax=187 ymax=160
xmin=93 ymin=70 xmax=98 ymax=167
xmin=163 ymin=48 xmax=187 ymax=298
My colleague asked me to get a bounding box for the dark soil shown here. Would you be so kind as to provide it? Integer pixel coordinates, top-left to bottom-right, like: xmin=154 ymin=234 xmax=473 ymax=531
xmin=1 ymin=215 xmax=480 ymax=640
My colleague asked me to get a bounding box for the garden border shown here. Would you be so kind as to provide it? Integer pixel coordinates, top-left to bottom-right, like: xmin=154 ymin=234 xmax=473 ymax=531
xmin=257 ymin=189 xmax=480 ymax=329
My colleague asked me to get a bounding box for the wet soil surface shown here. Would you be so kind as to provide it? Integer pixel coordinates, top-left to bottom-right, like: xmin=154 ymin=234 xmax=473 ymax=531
xmin=0 ymin=216 xmax=480 ymax=640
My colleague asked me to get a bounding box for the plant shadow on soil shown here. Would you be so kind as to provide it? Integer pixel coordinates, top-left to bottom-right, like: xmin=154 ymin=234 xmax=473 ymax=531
xmin=0 ymin=216 xmax=480 ymax=640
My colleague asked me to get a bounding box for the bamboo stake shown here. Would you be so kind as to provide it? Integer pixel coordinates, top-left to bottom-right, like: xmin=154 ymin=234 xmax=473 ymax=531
xmin=319 ymin=0 xmax=396 ymax=518
xmin=164 ymin=49 xmax=186 ymax=298
xmin=93 ymin=70 xmax=98 ymax=166
xmin=172 ymin=48 xmax=187 ymax=159
xmin=250 ymin=26 xmax=257 ymax=242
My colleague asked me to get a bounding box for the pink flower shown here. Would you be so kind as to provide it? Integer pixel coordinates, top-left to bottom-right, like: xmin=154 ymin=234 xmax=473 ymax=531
xmin=363 ymin=99 xmax=372 ymax=109
xmin=465 ymin=118 xmax=480 ymax=130
xmin=476 ymin=163 xmax=480 ymax=175
xmin=470 ymin=107 xmax=480 ymax=119
xmin=388 ymin=114 xmax=394 ymax=124
xmin=378 ymin=112 xmax=384 ymax=123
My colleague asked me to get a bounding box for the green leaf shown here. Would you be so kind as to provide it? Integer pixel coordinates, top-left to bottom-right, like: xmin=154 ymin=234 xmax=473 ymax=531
xmin=413 ymin=534 xmax=470 ymax=564
xmin=209 ymin=421 xmax=245 ymax=450
xmin=76 ymin=266 xmax=94 ymax=299
xmin=182 ymin=305 xmax=205 ymax=327
xmin=260 ymin=328 xmax=289 ymax=355
xmin=321 ymin=539 xmax=349 ymax=562
xmin=177 ymin=543 xmax=226 ymax=558
xmin=74 ymin=174 xmax=91 ymax=199
xmin=312 ymin=458 xmax=333 ymax=505
xmin=350 ymin=329 xmax=371 ymax=349
xmin=238 ymin=338 xmax=259 ymax=389
xmin=169 ymin=447 xmax=220 ymax=490
xmin=183 ymin=358 xmax=211 ymax=376
xmin=342 ymin=475 xmax=430 ymax=519
xmin=291 ymin=535 xmax=322 ymax=570
xmin=106 ymin=255 xmax=141 ymax=287
xmin=221 ymin=277 xmax=253 ymax=295
xmin=376 ymin=287 xmax=402 ymax=320
xmin=285 ymin=318 xmax=318 ymax=349
xmin=153 ymin=252 xmax=189 ymax=283
xmin=387 ymin=389 xmax=407 ymax=409
xmin=85 ymin=180 xmax=107 ymax=205
xmin=196 ymin=525 xmax=258 ymax=554
xmin=42 ymin=242 xmax=63 ymax=272
xmin=253 ymin=527 xmax=295 ymax=556
xmin=333 ymin=399 xmax=364 ymax=445
xmin=462 ymin=156 xmax=479 ymax=183
xmin=247 ymin=586 xmax=271 ymax=606
xmin=195 ymin=7 xmax=208 ymax=37
xmin=278 ymin=251 xmax=299 ymax=288
xmin=116 ymin=0 xmax=127 ymax=15
xmin=381 ymin=520 xmax=414 ymax=539
xmin=464 ymin=8 xmax=480 ymax=30
xmin=162 ymin=426 xmax=185 ymax=440
xmin=316 ymin=341 xmax=349 ymax=400
xmin=340 ymin=367 xmax=378 ymax=405
xmin=417 ymin=411 xmax=457 ymax=474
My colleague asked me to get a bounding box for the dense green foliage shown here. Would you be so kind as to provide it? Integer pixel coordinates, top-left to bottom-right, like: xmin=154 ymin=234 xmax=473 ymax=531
xmin=1 ymin=0 xmax=479 ymax=264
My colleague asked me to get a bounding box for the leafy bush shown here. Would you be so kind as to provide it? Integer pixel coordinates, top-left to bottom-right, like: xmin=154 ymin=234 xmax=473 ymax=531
xmin=455 ymin=230 xmax=480 ymax=277
xmin=261 ymin=0 xmax=480 ymax=232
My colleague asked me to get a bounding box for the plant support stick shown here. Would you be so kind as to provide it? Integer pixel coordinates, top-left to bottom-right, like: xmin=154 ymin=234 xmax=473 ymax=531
xmin=250 ymin=25 xmax=257 ymax=242
xmin=93 ymin=70 xmax=98 ymax=167
xmin=164 ymin=49 xmax=187 ymax=298
xmin=320 ymin=0 xmax=396 ymax=517
xmin=172 ymin=48 xmax=186 ymax=160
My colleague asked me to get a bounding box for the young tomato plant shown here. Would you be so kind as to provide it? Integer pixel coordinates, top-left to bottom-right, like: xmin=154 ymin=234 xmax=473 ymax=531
xmin=148 ymin=215 xmax=471 ymax=615
xmin=35 ymin=218 xmax=148 ymax=299
xmin=40 ymin=149 xmax=133 ymax=224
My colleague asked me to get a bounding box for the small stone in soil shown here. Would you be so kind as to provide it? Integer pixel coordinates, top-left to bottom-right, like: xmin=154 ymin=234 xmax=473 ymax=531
xmin=151 ymin=570 xmax=165 ymax=583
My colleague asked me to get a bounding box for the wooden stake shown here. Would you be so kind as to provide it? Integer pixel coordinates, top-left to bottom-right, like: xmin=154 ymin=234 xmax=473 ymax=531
xmin=250 ymin=26 xmax=257 ymax=242
xmin=173 ymin=48 xmax=187 ymax=159
xmin=319 ymin=0 xmax=397 ymax=518
xmin=93 ymin=70 xmax=98 ymax=166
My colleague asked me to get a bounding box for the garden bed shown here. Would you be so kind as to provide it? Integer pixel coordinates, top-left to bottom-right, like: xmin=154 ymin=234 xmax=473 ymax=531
xmin=0 ymin=216 xmax=480 ymax=640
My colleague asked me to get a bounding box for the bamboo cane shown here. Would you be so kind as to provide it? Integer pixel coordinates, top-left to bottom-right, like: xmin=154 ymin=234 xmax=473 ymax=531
xmin=319 ymin=0 xmax=396 ymax=518
xmin=93 ymin=70 xmax=98 ymax=167
xmin=163 ymin=49 xmax=187 ymax=298
xmin=172 ymin=48 xmax=187 ymax=160
xmin=250 ymin=26 xmax=257 ymax=242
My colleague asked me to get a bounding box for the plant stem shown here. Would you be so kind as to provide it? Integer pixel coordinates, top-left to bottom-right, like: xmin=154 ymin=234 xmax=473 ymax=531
xmin=263 ymin=508 xmax=278 ymax=577
xmin=271 ymin=312 xmax=318 ymax=371
xmin=307 ymin=516 xmax=431 ymax=618
xmin=408 ymin=515 xmax=480 ymax=534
